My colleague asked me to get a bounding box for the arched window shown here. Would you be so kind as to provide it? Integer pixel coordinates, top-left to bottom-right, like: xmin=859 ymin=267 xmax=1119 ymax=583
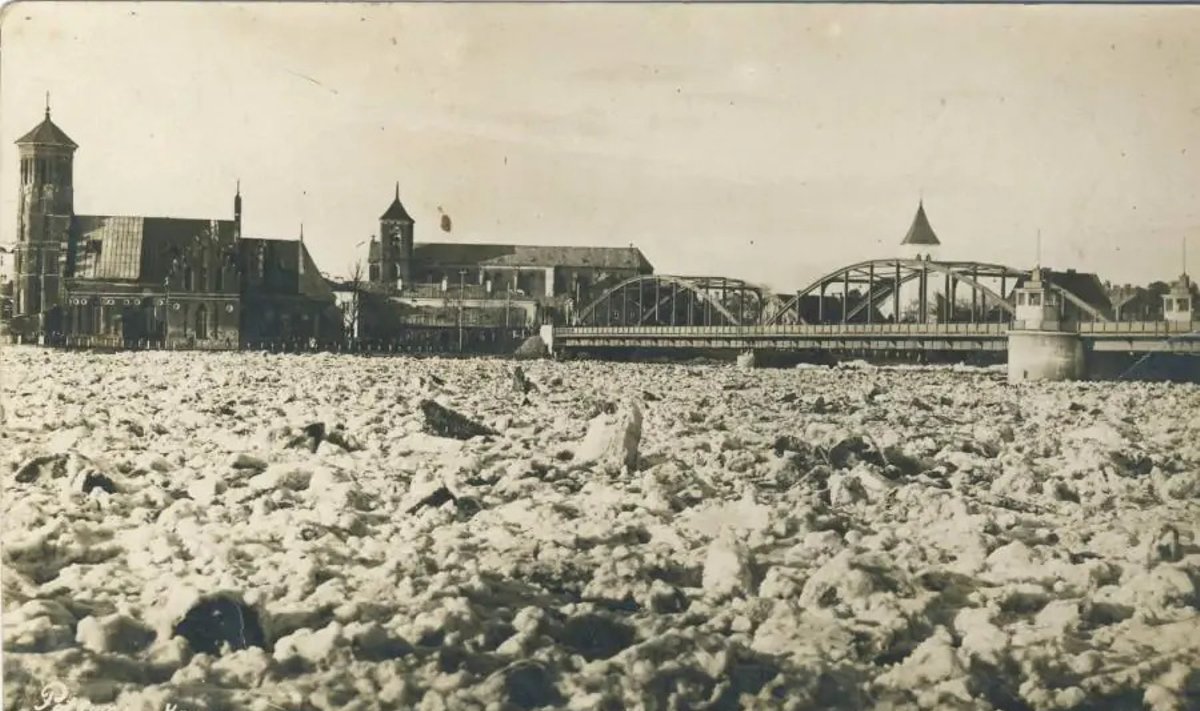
xmin=183 ymin=267 xmax=193 ymax=292
xmin=195 ymin=305 xmax=208 ymax=340
xmin=197 ymin=265 xmax=208 ymax=292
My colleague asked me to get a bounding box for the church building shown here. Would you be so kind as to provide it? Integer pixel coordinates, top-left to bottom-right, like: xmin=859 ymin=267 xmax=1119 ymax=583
xmin=363 ymin=185 xmax=653 ymax=331
xmin=9 ymin=106 xmax=340 ymax=346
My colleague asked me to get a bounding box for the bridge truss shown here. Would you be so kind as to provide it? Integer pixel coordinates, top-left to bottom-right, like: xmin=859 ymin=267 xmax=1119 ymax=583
xmin=571 ymin=259 xmax=1111 ymax=328
xmin=765 ymin=259 xmax=1027 ymax=326
xmin=573 ymin=275 xmax=770 ymax=327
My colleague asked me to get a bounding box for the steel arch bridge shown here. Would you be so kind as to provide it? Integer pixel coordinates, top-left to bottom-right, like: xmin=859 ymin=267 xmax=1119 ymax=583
xmin=572 ymin=275 xmax=772 ymax=327
xmin=572 ymin=259 xmax=1112 ymax=327
xmin=766 ymin=259 xmax=1025 ymax=326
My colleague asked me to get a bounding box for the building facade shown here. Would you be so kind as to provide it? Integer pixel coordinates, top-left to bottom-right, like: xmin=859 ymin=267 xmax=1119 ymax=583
xmin=7 ymin=109 xmax=339 ymax=346
xmin=362 ymin=187 xmax=653 ymax=334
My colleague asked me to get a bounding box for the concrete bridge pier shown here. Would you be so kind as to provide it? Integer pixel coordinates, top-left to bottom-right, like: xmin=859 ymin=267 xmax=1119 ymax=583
xmin=1007 ymin=329 xmax=1085 ymax=383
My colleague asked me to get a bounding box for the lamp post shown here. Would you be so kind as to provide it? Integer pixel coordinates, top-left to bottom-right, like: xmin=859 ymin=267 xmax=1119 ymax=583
xmin=458 ymin=269 xmax=467 ymax=353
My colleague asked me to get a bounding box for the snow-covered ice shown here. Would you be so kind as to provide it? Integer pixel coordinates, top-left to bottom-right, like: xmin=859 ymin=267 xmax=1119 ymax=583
xmin=2 ymin=347 xmax=1199 ymax=710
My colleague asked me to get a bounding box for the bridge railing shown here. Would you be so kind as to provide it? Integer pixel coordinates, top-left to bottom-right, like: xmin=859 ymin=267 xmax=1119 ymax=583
xmin=556 ymin=320 xmax=1200 ymax=341
xmin=1078 ymin=320 xmax=1198 ymax=336
xmin=556 ymin=322 xmax=1010 ymax=337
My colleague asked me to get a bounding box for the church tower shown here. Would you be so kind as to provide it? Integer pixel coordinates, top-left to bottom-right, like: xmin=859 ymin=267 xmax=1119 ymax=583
xmin=14 ymin=100 xmax=77 ymax=334
xmin=379 ymin=183 xmax=414 ymax=291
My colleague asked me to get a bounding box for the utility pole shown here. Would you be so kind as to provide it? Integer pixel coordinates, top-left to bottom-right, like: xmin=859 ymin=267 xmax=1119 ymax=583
xmin=457 ymin=269 xmax=467 ymax=353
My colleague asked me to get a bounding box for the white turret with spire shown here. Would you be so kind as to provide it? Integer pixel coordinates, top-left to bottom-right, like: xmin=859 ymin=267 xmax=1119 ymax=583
xmin=900 ymin=199 xmax=941 ymax=261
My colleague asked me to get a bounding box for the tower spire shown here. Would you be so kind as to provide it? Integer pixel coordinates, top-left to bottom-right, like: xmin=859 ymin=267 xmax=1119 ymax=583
xmin=45 ymin=91 xmax=50 ymax=119
xmin=395 ymin=181 xmax=399 ymax=201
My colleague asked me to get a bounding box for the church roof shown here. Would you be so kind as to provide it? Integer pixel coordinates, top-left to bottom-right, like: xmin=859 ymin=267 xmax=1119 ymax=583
xmin=71 ymin=215 xmax=236 ymax=282
xmin=16 ymin=112 xmax=78 ymax=149
xmin=901 ymin=201 xmax=941 ymax=246
xmin=381 ymin=184 xmax=414 ymax=222
xmin=411 ymin=242 xmax=654 ymax=272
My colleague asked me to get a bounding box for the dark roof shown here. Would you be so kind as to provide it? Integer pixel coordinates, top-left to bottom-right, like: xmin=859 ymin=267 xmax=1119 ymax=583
xmin=1046 ymin=270 xmax=1113 ymax=315
xmin=239 ymin=238 xmax=335 ymax=302
xmin=412 ymin=242 xmax=654 ymax=271
xmin=72 ymin=215 xmax=235 ymax=282
xmin=16 ymin=113 xmax=78 ymax=149
xmin=901 ymin=201 xmax=941 ymax=246
xmin=1017 ymin=269 xmax=1114 ymax=318
xmin=381 ymin=184 xmax=414 ymax=222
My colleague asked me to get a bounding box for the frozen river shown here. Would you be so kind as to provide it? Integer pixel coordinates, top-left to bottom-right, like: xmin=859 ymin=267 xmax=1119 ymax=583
xmin=2 ymin=348 xmax=1198 ymax=710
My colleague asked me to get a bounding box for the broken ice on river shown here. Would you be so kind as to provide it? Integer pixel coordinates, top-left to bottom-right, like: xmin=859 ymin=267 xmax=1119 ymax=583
xmin=2 ymin=348 xmax=1199 ymax=710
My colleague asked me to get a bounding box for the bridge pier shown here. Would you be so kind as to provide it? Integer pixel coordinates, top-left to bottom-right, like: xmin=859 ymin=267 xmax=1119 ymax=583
xmin=1007 ymin=330 xmax=1085 ymax=383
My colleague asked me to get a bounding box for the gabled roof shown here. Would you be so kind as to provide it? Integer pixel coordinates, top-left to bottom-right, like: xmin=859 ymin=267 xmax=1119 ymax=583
xmin=901 ymin=201 xmax=941 ymax=246
xmin=16 ymin=112 xmax=78 ymax=149
xmin=72 ymin=215 xmax=235 ymax=281
xmin=381 ymin=184 xmax=414 ymax=222
xmin=412 ymin=242 xmax=654 ymax=272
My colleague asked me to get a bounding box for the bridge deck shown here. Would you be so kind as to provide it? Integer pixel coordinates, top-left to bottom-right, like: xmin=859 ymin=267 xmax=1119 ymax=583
xmin=553 ymin=321 xmax=1200 ymax=354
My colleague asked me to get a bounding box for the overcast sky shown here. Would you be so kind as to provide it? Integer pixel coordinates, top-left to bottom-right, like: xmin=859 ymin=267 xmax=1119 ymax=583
xmin=2 ymin=2 xmax=1198 ymax=290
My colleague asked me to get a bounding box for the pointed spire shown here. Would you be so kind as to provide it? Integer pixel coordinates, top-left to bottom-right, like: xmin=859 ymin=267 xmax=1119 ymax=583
xmin=901 ymin=200 xmax=940 ymax=246
xmin=236 ymin=179 xmax=241 ymax=197
xmin=45 ymin=91 xmax=50 ymax=119
xmin=299 ymin=223 xmax=304 ymax=242
xmin=381 ymin=183 xmax=414 ymax=222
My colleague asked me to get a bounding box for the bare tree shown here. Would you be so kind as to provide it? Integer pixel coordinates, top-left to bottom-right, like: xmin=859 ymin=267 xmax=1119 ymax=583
xmin=338 ymin=260 xmax=365 ymax=340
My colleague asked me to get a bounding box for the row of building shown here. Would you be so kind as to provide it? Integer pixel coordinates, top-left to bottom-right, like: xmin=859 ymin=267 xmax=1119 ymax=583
xmin=0 ymin=108 xmax=654 ymax=346
xmin=0 ymin=107 xmax=1192 ymax=346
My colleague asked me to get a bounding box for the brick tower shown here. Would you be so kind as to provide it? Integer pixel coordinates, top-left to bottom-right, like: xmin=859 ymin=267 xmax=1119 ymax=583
xmin=14 ymin=100 xmax=77 ymax=337
xmin=379 ymin=183 xmax=414 ymax=291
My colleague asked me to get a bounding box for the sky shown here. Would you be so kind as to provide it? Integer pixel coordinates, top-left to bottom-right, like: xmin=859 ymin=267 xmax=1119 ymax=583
xmin=1 ymin=2 xmax=1198 ymax=291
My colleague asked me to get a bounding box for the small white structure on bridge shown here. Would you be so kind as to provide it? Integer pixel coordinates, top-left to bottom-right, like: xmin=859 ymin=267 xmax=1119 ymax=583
xmin=1163 ymin=274 xmax=1194 ymax=324
xmin=1013 ymin=268 xmax=1062 ymax=327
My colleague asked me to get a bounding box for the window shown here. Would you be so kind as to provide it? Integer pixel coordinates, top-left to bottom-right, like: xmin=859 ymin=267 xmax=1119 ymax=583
xmin=1178 ymin=298 xmax=1189 ymax=311
xmin=1028 ymin=293 xmax=1042 ymax=307
xmin=215 ymin=267 xmax=224 ymax=292
xmin=195 ymin=305 xmax=208 ymax=340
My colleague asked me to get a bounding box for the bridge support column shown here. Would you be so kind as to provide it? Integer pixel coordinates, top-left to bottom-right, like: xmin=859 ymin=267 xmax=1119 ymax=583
xmin=1007 ymin=330 xmax=1084 ymax=383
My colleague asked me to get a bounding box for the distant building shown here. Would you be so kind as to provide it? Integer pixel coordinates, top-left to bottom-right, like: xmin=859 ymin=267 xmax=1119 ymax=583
xmin=9 ymin=107 xmax=339 ymax=345
xmin=361 ymin=187 xmax=653 ymax=333
xmin=0 ymin=244 xmax=14 ymax=285
xmin=1107 ymin=284 xmax=1160 ymax=321
xmin=0 ymin=244 xmax=14 ymax=326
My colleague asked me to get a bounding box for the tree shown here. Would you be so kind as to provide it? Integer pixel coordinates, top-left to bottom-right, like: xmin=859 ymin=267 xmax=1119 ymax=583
xmin=338 ymin=261 xmax=365 ymax=340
